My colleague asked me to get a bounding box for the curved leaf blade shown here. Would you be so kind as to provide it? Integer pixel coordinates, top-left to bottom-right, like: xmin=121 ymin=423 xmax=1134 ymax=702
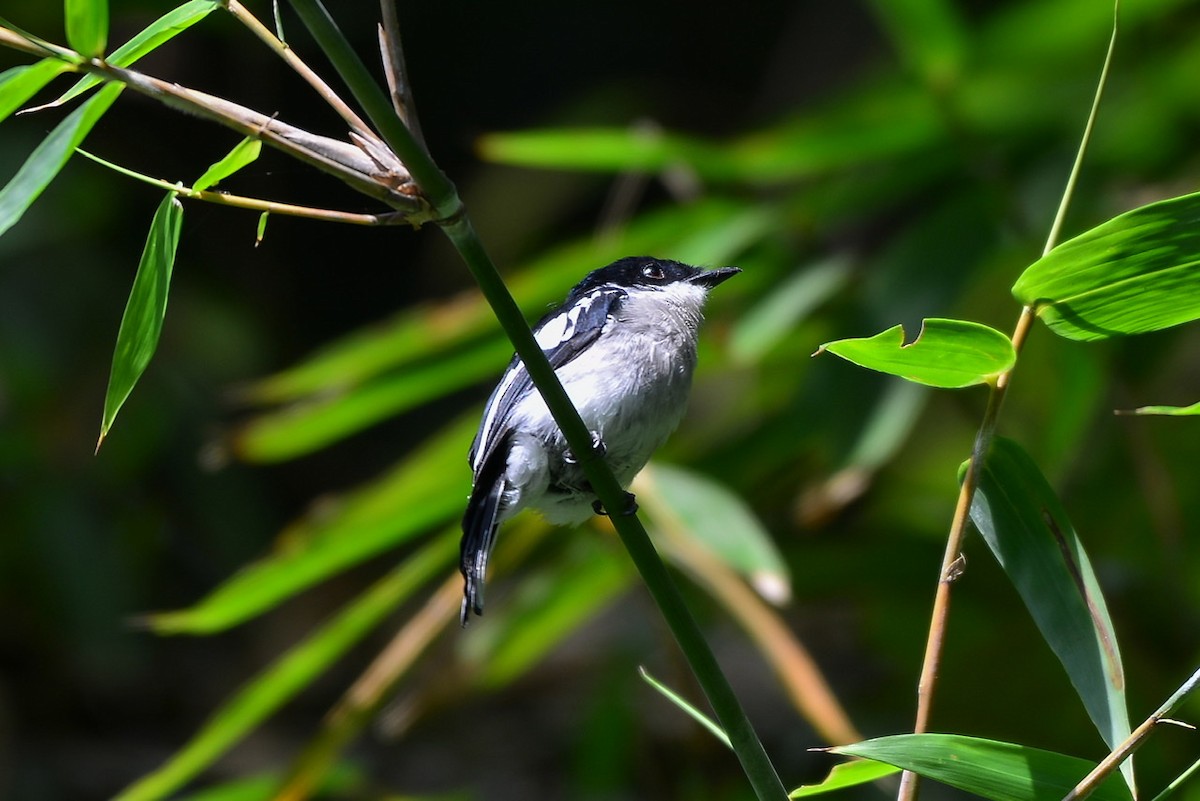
xmin=65 ymin=0 xmax=109 ymax=57
xmin=98 ymin=191 xmax=184 ymax=449
xmin=48 ymin=0 xmax=220 ymax=109
xmin=815 ymin=318 xmax=1015 ymax=388
xmin=970 ymin=437 xmax=1133 ymax=791
xmin=0 ymin=81 xmax=122 ymax=239
xmin=1013 ymin=191 xmax=1200 ymax=341
xmin=790 ymin=760 xmax=901 ymax=798
xmin=831 ymin=734 xmax=1133 ymax=801
xmin=0 ymin=60 xmax=70 ymax=123
xmin=192 ymin=135 xmax=262 ymax=192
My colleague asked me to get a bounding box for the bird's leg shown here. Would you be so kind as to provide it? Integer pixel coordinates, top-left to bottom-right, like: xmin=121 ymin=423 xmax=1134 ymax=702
xmin=592 ymin=492 xmax=638 ymax=517
xmin=563 ymin=430 xmax=606 ymax=465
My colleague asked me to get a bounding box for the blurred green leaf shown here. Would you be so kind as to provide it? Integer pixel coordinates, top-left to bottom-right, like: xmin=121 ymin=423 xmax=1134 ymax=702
xmin=469 ymin=535 xmax=633 ymax=688
xmin=641 ymin=462 xmax=790 ymax=605
xmin=970 ymin=437 xmax=1133 ymax=789
xmin=730 ymin=255 xmax=851 ymax=365
xmin=192 ymin=135 xmax=261 ymax=192
xmin=117 ymin=534 xmax=454 ymax=801
xmin=149 ymin=417 xmax=473 ymax=634
xmin=98 ymin=191 xmax=184 ymax=449
xmin=789 ymin=760 xmax=901 ymax=798
xmin=65 ymin=0 xmax=108 ymax=56
xmin=868 ymin=0 xmax=967 ymax=87
xmin=1120 ymin=400 xmax=1200 ymax=416
xmin=816 ymin=318 xmax=1015 ymax=388
xmin=1013 ymin=191 xmax=1200 ymax=341
xmin=638 ymin=666 xmax=731 ymax=749
xmin=0 ymin=60 xmax=70 ymax=122
xmin=232 ymin=338 xmax=511 ymax=463
xmin=831 ymin=734 xmax=1133 ymax=801
xmin=0 ymin=81 xmax=122 ymax=239
xmin=47 ymin=0 xmax=220 ymax=109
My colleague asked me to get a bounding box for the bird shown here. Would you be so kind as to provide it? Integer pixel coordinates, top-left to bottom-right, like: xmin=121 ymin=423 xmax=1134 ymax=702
xmin=459 ymin=256 xmax=741 ymax=625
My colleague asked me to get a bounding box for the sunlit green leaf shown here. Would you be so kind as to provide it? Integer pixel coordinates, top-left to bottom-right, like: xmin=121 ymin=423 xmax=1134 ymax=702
xmin=970 ymin=438 xmax=1133 ymax=789
xmin=789 ymin=760 xmax=900 ymax=798
xmin=815 ymin=318 xmax=1015 ymax=388
xmin=255 ymin=210 xmax=269 ymax=245
xmin=45 ymin=0 xmax=221 ymax=109
xmin=65 ymin=0 xmax=108 ymax=56
xmin=148 ymin=418 xmax=472 ymax=633
xmin=117 ymin=535 xmax=453 ymax=801
xmin=0 ymin=81 xmax=122 ymax=239
xmin=0 ymin=60 xmax=70 ymax=123
xmin=98 ymin=191 xmax=184 ymax=449
xmin=1120 ymin=400 xmax=1200 ymax=416
xmin=640 ymin=462 xmax=790 ymax=604
xmin=1013 ymin=191 xmax=1200 ymax=341
xmin=192 ymin=136 xmax=262 ymax=192
xmin=831 ymin=734 xmax=1133 ymax=801
xmin=639 ymin=666 xmax=731 ymax=749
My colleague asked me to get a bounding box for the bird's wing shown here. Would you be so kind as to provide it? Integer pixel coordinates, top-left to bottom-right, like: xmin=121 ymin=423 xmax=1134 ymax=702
xmin=467 ymin=285 xmax=626 ymax=474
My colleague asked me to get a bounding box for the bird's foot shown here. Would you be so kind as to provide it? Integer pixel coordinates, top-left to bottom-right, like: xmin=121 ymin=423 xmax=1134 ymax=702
xmin=592 ymin=492 xmax=638 ymax=517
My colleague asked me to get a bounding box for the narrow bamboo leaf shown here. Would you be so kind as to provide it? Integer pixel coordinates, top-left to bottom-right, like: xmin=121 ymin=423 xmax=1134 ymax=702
xmin=192 ymin=136 xmax=262 ymax=192
xmin=831 ymin=734 xmax=1133 ymax=801
xmin=815 ymin=318 xmax=1015 ymax=388
xmin=789 ymin=760 xmax=900 ymax=798
xmin=1119 ymin=400 xmax=1200 ymax=417
xmin=970 ymin=437 xmax=1133 ymax=791
xmin=231 ymin=338 xmax=512 ymax=463
xmin=638 ymin=666 xmax=732 ymax=749
xmin=65 ymin=0 xmax=108 ymax=56
xmin=0 ymin=81 xmax=122 ymax=239
xmin=469 ymin=536 xmax=633 ymax=688
xmin=1012 ymin=191 xmax=1200 ymax=341
xmin=641 ymin=462 xmax=791 ymax=605
xmin=98 ymin=191 xmax=184 ymax=449
xmin=116 ymin=533 xmax=455 ymax=801
xmin=0 ymin=60 xmax=70 ymax=123
xmin=43 ymin=0 xmax=220 ymax=109
xmin=147 ymin=417 xmax=473 ymax=634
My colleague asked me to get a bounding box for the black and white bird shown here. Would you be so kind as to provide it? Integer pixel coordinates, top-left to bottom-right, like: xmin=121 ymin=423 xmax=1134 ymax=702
xmin=459 ymin=256 xmax=740 ymax=625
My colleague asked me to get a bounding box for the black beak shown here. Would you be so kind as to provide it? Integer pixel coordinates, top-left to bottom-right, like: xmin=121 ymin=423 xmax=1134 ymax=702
xmin=689 ymin=266 xmax=742 ymax=288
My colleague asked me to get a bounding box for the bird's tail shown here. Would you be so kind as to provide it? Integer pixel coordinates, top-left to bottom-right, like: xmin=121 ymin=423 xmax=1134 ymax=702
xmin=460 ymin=474 xmax=506 ymax=626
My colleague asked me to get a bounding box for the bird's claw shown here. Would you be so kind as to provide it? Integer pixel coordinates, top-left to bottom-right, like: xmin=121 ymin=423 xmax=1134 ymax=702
xmin=592 ymin=492 xmax=638 ymax=517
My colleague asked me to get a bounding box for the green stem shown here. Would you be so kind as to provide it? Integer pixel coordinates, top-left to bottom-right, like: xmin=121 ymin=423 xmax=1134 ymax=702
xmin=284 ymin=2 xmax=788 ymax=797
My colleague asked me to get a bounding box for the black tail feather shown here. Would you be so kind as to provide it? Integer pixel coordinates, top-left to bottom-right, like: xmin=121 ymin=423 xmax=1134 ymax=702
xmin=460 ymin=439 xmax=511 ymax=626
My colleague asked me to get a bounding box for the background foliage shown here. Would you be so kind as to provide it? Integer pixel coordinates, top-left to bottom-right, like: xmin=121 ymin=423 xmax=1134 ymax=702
xmin=1 ymin=1 xmax=1199 ymax=799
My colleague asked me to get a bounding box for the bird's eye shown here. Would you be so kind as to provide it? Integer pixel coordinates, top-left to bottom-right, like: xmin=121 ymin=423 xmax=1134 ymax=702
xmin=641 ymin=264 xmax=665 ymax=281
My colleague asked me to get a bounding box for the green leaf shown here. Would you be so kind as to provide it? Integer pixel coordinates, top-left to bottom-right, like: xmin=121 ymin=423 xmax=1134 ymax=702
xmin=0 ymin=60 xmax=70 ymax=123
xmin=638 ymin=666 xmax=731 ymax=749
xmin=192 ymin=136 xmax=262 ymax=192
xmin=116 ymin=533 xmax=455 ymax=801
xmin=98 ymin=191 xmax=184 ymax=449
xmin=48 ymin=0 xmax=220 ymax=109
xmin=65 ymin=0 xmax=108 ymax=56
xmin=831 ymin=734 xmax=1134 ymax=801
xmin=789 ymin=760 xmax=901 ymax=798
xmin=1012 ymin=191 xmax=1200 ymax=341
xmin=148 ymin=417 xmax=473 ymax=634
xmin=231 ymin=338 xmax=512 ymax=463
xmin=1119 ymin=400 xmax=1200 ymax=416
xmin=641 ymin=462 xmax=791 ymax=605
xmin=255 ymin=210 xmax=269 ymax=245
xmin=970 ymin=437 xmax=1133 ymax=790
xmin=0 ymin=81 xmax=122 ymax=239
xmin=815 ymin=318 xmax=1015 ymax=388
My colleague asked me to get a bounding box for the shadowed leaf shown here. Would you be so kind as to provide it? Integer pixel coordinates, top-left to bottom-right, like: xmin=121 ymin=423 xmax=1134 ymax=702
xmin=65 ymin=0 xmax=108 ymax=56
xmin=0 ymin=60 xmax=70 ymax=122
